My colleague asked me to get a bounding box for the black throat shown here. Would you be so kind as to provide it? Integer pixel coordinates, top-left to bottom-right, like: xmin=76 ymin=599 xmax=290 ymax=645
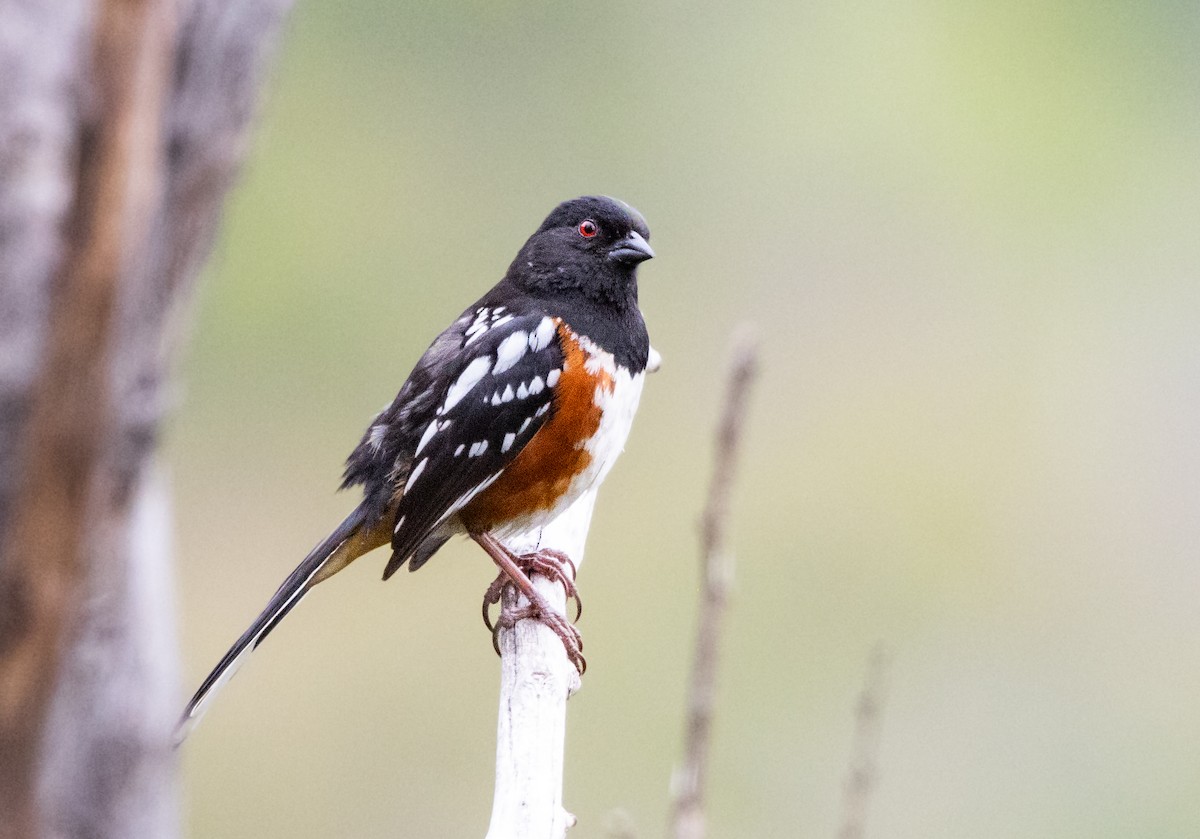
xmin=486 ymin=275 xmax=650 ymax=373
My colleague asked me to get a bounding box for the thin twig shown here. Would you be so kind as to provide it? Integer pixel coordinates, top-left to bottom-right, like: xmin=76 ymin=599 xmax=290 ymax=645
xmin=669 ymin=326 xmax=759 ymax=839
xmin=836 ymin=646 xmax=890 ymax=839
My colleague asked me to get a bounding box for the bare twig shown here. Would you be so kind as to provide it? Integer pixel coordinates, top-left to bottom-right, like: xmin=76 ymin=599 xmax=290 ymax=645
xmin=669 ymin=327 xmax=759 ymax=839
xmin=836 ymin=647 xmax=890 ymax=839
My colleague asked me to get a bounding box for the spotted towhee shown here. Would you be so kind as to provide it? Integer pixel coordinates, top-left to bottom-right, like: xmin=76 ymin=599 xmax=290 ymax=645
xmin=178 ymin=196 xmax=655 ymax=738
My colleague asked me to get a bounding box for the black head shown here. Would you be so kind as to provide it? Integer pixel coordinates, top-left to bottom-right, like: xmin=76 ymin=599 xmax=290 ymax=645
xmin=506 ymin=196 xmax=654 ymax=307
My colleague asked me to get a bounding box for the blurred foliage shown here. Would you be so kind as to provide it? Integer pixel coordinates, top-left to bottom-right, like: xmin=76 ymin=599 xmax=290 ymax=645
xmin=172 ymin=1 xmax=1200 ymax=836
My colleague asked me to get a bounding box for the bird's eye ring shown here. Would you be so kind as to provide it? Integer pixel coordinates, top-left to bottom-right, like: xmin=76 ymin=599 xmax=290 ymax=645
xmin=578 ymin=220 xmax=598 ymax=238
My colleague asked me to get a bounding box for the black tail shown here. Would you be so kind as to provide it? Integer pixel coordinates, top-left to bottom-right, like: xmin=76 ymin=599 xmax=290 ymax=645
xmin=174 ymin=504 xmax=370 ymax=744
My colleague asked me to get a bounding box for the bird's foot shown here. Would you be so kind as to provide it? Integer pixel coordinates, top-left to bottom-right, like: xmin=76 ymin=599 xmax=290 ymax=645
xmin=482 ymin=548 xmax=582 ymax=629
xmin=480 ymin=546 xmax=585 ymax=675
xmin=518 ymin=549 xmax=582 ymax=621
xmin=489 ymin=597 xmax=586 ymax=675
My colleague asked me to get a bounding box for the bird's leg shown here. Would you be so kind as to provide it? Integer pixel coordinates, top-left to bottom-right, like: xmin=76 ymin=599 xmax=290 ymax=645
xmin=473 ymin=532 xmax=586 ymax=675
xmin=480 ymin=544 xmax=581 ymax=628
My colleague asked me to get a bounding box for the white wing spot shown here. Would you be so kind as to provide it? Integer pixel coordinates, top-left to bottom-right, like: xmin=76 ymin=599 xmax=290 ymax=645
xmin=469 ymin=440 xmax=489 ymax=457
xmin=492 ymin=314 xmax=514 ymax=330
xmin=529 ymin=317 xmax=556 ymax=351
xmin=546 ymin=368 xmax=561 ymax=388
xmin=535 ymin=402 xmax=551 ymax=417
xmin=516 ymin=381 xmax=529 ymax=399
xmin=414 ymin=420 xmax=440 ymax=456
xmin=464 ymin=328 xmax=488 ymax=346
xmin=454 ymin=444 xmax=465 ymax=457
xmin=493 ymin=330 xmax=528 ymax=375
xmin=492 ymin=306 xmax=506 ymax=316
xmin=393 ymin=514 xmax=406 ymax=534
xmin=519 ymin=417 xmax=532 ymax=434
xmin=502 ymin=384 xmax=515 ymax=402
xmin=405 ymin=457 xmax=428 ymax=491
xmin=528 ymin=375 xmax=544 ymax=395
xmin=443 ymin=356 xmax=492 ymax=413
xmin=491 ymin=390 xmax=503 ymax=407
xmin=502 ymin=432 xmax=516 ymax=453
xmin=463 ymin=309 xmax=491 ymax=346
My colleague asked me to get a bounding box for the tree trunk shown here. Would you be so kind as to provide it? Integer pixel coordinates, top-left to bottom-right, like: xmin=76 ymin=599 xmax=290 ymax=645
xmin=0 ymin=1 xmax=292 ymax=836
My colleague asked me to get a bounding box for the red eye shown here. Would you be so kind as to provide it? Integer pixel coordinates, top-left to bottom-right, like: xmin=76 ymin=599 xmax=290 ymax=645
xmin=578 ymin=220 xmax=598 ymax=238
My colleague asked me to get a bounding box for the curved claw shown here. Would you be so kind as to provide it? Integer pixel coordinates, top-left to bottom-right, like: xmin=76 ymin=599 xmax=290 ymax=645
xmin=484 ymin=597 xmax=586 ymax=675
xmin=481 ymin=574 xmax=506 ymax=634
xmin=517 ymin=549 xmax=583 ymax=622
xmin=472 ymin=534 xmax=586 ymax=674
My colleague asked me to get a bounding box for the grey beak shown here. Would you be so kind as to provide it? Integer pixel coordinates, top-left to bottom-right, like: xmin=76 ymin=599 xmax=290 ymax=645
xmin=607 ymin=230 xmax=655 ymax=265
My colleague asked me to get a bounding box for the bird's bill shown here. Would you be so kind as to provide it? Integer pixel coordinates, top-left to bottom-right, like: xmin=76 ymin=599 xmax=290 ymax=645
xmin=607 ymin=230 xmax=655 ymax=264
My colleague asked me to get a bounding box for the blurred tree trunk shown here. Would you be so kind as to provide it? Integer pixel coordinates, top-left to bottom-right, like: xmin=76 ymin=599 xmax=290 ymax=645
xmin=0 ymin=1 xmax=292 ymax=836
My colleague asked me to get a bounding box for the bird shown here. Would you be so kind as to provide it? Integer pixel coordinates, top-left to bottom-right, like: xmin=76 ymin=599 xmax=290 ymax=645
xmin=177 ymin=195 xmax=655 ymax=740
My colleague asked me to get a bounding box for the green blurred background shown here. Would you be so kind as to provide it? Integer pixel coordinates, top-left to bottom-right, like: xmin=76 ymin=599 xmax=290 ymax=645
xmin=172 ymin=1 xmax=1200 ymax=836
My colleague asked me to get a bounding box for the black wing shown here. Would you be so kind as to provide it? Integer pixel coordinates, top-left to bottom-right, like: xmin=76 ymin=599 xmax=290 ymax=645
xmin=386 ymin=312 xmax=565 ymax=573
xmin=343 ymin=305 xmax=566 ymax=577
xmin=340 ymin=304 xmax=480 ymax=516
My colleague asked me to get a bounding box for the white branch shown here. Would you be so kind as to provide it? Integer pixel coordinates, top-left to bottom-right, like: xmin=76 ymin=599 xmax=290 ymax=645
xmin=484 ymin=488 xmax=597 ymax=839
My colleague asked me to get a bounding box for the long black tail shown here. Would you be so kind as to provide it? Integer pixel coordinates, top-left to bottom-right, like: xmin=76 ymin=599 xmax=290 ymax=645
xmin=175 ymin=504 xmax=370 ymax=743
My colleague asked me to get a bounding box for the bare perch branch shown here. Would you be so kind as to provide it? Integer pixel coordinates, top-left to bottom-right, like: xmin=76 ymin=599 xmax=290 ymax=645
xmin=485 ymin=490 xmax=595 ymax=839
xmin=486 ymin=340 xmax=667 ymax=838
xmin=836 ymin=647 xmax=890 ymax=839
xmin=669 ymin=327 xmax=760 ymax=839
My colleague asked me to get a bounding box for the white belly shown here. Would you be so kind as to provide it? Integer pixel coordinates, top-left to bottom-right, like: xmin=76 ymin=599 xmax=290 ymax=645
xmin=491 ymin=341 xmax=645 ymax=542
